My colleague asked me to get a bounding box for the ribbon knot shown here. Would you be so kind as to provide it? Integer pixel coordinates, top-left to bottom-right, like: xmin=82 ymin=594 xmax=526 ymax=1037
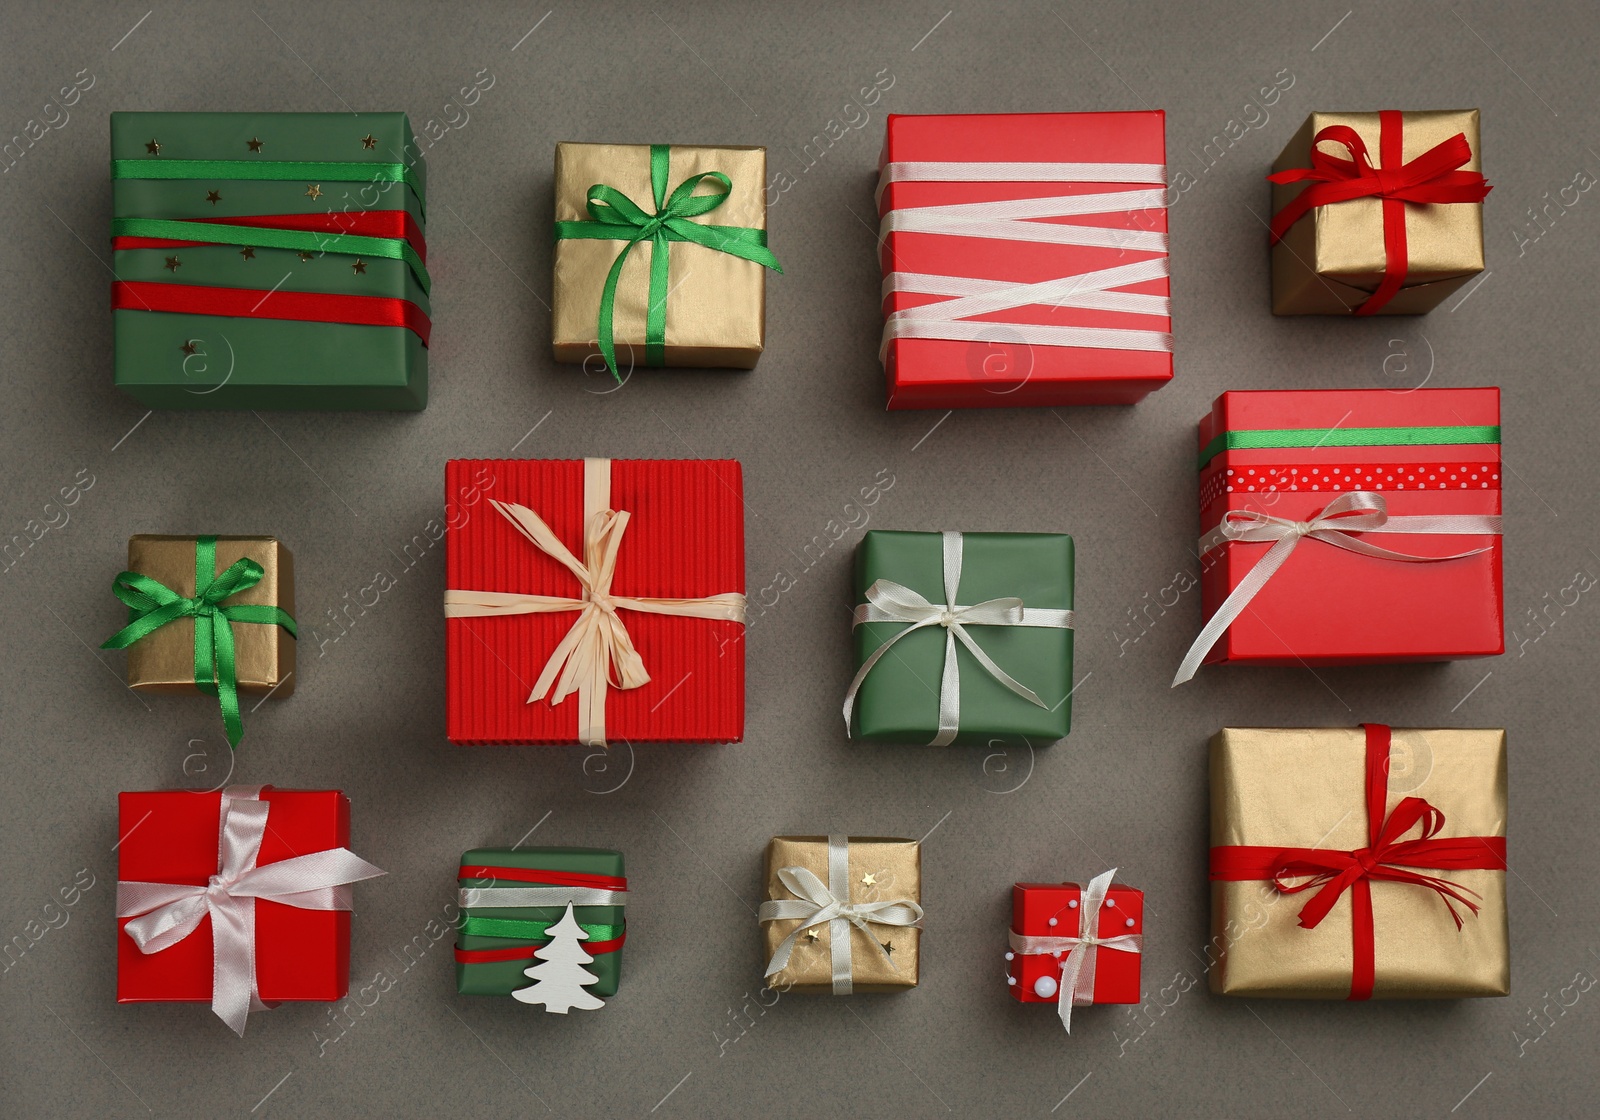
xmin=101 ymin=536 xmax=297 ymax=747
xmin=1173 ymin=491 xmax=1501 ymax=685
xmin=1267 ymin=112 xmax=1491 ymax=314
xmin=554 ymin=144 xmax=782 ymax=381
xmin=117 ymin=786 xmax=385 ymax=1035
xmin=843 ymin=531 xmax=1073 ymax=746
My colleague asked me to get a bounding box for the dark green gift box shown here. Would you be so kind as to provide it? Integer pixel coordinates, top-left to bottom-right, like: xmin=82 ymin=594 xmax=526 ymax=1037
xmin=455 ymin=847 xmax=625 ymax=999
xmin=111 ymin=111 xmax=429 ymax=410
xmin=848 ymin=530 xmax=1075 ymax=745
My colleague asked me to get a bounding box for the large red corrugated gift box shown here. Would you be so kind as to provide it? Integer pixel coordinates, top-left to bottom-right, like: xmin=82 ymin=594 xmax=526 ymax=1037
xmin=445 ymin=458 xmax=746 ymax=745
xmin=1189 ymin=387 xmax=1503 ymax=671
xmin=877 ymin=111 xmax=1172 ymax=409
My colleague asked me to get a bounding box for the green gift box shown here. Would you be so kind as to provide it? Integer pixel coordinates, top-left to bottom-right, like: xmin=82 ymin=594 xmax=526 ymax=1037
xmin=454 ymin=847 xmax=626 ymax=1001
xmin=846 ymin=530 xmax=1076 ymax=745
xmin=111 ymin=111 xmax=429 ymax=410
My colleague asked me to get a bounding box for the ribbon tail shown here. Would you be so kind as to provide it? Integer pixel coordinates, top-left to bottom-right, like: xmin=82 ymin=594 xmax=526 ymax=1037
xmin=212 ymin=615 xmax=243 ymax=748
xmin=207 ymin=895 xmax=259 ymax=1036
xmin=1172 ymin=532 xmax=1301 ymax=686
xmin=595 ymin=237 xmax=638 ymax=382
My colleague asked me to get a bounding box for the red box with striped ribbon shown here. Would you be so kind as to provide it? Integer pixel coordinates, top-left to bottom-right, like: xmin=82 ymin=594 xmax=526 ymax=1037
xmin=877 ymin=112 xmax=1172 ymax=409
xmin=1194 ymin=388 xmax=1503 ymax=668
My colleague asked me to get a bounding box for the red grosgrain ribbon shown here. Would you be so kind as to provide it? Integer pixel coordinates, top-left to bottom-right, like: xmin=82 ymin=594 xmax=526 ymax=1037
xmin=454 ymin=934 xmax=626 ymax=965
xmin=1267 ymin=111 xmax=1491 ymax=315
xmin=112 ymin=281 xmax=431 ymax=344
xmin=457 ymin=866 xmax=628 ymax=891
xmin=1209 ymin=724 xmax=1505 ymax=1000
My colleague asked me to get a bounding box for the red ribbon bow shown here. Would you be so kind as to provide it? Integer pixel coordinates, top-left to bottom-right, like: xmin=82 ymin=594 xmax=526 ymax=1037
xmin=1210 ymin=724 xmax=1506 ymax=1000
xmin=1267 ymin=111 xmax=1492 ymax=315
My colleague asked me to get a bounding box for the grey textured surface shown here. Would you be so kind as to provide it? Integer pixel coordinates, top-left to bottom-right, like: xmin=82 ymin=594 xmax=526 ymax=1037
xmin=2 ymin=2 xmax=1597 ymax=1117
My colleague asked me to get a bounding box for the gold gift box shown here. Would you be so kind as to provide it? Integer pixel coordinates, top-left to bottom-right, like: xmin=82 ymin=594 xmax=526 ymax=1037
xmin=1271 ymin=110 xmax=1485 ymax=315
xmin=1208 ymin=727 xmax=1508 ymax=999
xmin=552 ymin=142 xmax=769 ymax=370
xmin=124 ymin=535 xmax=296 ymax=696
xmin=761 ymin=836 xmax=920 ymax=993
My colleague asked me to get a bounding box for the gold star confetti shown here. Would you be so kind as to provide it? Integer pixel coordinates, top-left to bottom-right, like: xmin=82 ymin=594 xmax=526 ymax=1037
xmin=298 ymin=250 xmax=315 ymax=262
xmin=305 ymin=184 xmax=322 ymax=200
xmin=239 ymin=246 xmax=256 ymax=261
xmin=860 ymin=872 xmax=877 ymax=887
xmin=880 ymin=940 xmax=895 ymax=957
xmin=163 ymin=256 xmax=181 ymax=272
xmin=351 ymin=259 xmax=367 ymax=275
xmin=145 ymin=139 xmax=160 ymax=155
xmin=179 ymin=340 xmax=198 ymax=356
xmin=246 ymin=137 xmax=263 ymax=153
xmin=360 ymin=133 xmax=376 ymax=150
xmin=804 ymin=929 xmax=821 ymax=943
xmin=205 ymin=190 xmax=222 ymax=205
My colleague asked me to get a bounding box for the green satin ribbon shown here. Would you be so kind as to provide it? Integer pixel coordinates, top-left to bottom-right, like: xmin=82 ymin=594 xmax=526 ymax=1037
xmin=111 ymin=158 xmax=425 ymax=210
xmin=111 ymin=217 xmax=430 ymax=293
xmin=553 ymin=143 xmax=782 ymax=381
xmin=100 ymin=536 xmax=297 ymax=748
xmin=459 ymin=916 xmax=625 ymax=943
xmin=1197 ymin=424 xmax=1501 ymax=470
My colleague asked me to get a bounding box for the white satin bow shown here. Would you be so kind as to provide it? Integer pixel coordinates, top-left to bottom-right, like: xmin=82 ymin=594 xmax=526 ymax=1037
xmin=117 ymin=785 xmax=386 ymax=1036
xmin=843 ymin=531 xmax=1073 ymax=745
xmin=1172 ymin=491 xmax=1501 ymax=686
xmin=444 ymin=459 xmax=746 ymax=747
xmin=758 ymin=835 xmax=924 ymax=995
xmin=1008 ymin=868 xmax=1142 ymax=1033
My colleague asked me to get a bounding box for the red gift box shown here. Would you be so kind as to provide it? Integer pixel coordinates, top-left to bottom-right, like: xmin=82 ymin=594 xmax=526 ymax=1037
xmin=1008 ymin=880 xmax=1142 ymax=1005
xmin=877 ymin=111 xmax=1172 ymax=410
xmin=445 ymin=458 xmax=746 ymax=745
xmin=1190 ymin=388 xmax=1503 ymax=671
xmin=116 ymin=788 xmax=351 ymax=1004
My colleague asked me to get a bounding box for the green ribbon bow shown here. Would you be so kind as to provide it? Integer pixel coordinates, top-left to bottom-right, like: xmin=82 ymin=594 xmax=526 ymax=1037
xmin=100 ymin=536 xmax=297 ymax=748
xmin=553 ymin=144 xmax=782 ymax=381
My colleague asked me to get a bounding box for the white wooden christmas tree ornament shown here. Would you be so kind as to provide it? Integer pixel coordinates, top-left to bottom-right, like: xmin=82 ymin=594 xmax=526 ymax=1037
xmin=511 ymin=902 xmax=606 ymax=1013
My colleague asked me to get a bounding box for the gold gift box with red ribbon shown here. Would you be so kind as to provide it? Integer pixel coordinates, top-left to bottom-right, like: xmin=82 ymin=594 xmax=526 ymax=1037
xmin=1208 ymin=725 xmax=1508 ymax=999
xmin=1269 ymin=110 xmax=1490 ymax=315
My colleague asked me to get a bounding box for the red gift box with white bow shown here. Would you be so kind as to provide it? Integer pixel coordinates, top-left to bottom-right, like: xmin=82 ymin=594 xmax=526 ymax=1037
xmin=1008 ymin=875 xmax=1143 ymax=1021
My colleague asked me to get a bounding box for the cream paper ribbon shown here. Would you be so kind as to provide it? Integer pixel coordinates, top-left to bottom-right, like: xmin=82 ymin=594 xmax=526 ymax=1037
xmin=1172 ymin=491 xmax=1502 ymax=686
xmin=1008 ymin=868 xmax=1141 ymax=1033
xmin=758 ymin=834 xmax=924 ymax=995
xmin=457 ymin=886 xmax=626 ymax=908
xmin=842 ymin=531 xmax=1074 ymax=745
xmin=877 ymin=160 xmax=1171 ymax=359
xmin=116 ymin=785 xmax=386 ymax=1037
xmin=443 ymin=458 xmax=746 ymax=747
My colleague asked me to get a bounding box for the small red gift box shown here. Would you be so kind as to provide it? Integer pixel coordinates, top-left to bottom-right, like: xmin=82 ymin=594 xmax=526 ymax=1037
xmin=116 ymin=788 xmax=352 ymax=1004
xmin=1181 ymin=388 xmax=1502 ymax=678
xmin=1008 ymin=879 xmax=1142 ymax=1007
xmin=445 ymin=458 xmax=746 ymax=745
xmin=877 ymin=111 xmax=1172 ymax=409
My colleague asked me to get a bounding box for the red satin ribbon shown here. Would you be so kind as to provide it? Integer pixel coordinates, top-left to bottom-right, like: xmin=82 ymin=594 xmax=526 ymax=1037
xmin=454 ymin=933 xmax=626 ymax=964
xmin=1267 ymin=111 xmax=1492 ymax=315
xmin=112 ymin=280 xmax=431 ymax=345
xmin=1210 ymin=723 xmax=1506 ymax=1000
xmin=112 ymin=209 xmax=427 ymax=261
xmin=456 ymin=866 xmax=629 ymax=891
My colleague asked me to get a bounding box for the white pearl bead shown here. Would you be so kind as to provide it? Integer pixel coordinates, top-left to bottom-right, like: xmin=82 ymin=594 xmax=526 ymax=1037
xmin=1053 ymin=949 xmax=1063 ymax=959
xmin=1047 ymin=917 xmax=1058 ymax=927
xmin=1007 ymin=976 xmax=1017 ymax=986
xmin=1104 ymin=898 xmax=1115 ymax=908
xmin=1125 ymin=918 xmax=1135 ymax=928
xmin=1067 ymin=899 xmax=1078 ymax=909
xmin=1033 ymin=975 xmax=1059 ymax=998
xmin=1004 ymin=951 xmax=1014 ymax=961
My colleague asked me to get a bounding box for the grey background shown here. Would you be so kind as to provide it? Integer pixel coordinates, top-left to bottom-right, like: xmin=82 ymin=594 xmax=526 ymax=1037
xmin=1 ymin=1 xmax=1595 ymax=1117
